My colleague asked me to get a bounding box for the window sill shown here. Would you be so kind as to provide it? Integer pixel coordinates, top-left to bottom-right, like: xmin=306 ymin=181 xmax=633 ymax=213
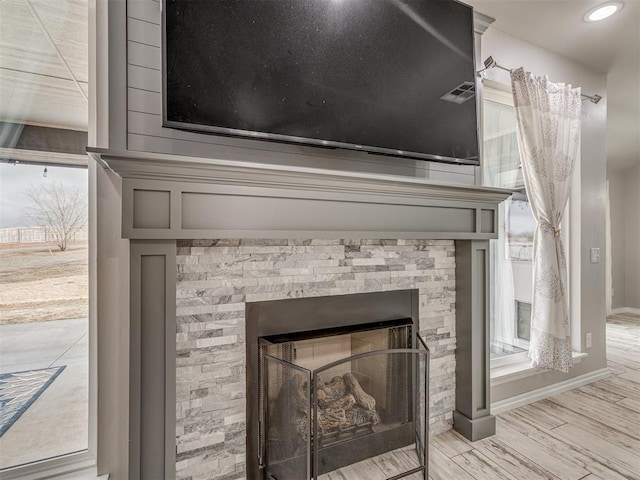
xmin=491 ymin=351 xmax=588 ymax=386
xmin=48 ymin=469 xmax=107 ymax=480
xmin=0 ymin=452 xmax=98 ymax=480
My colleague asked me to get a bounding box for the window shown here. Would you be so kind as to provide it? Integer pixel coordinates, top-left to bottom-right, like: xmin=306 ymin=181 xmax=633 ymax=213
xmin=482 ymin=85 xmax=533 ymax=361
xmin=483 ymin=82 xmax=579 ymax=375
xmin=0 ymin=162 xmax=91 ymax=473
xmin=515 ymin=300 xmax=532 ymax=342
xmin=0 ymin=0 xmax=93 ymax=476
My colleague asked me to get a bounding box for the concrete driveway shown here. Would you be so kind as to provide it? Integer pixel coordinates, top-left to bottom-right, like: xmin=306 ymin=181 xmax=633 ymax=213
xmin=0 ymin=318 xmax=88 ymax=469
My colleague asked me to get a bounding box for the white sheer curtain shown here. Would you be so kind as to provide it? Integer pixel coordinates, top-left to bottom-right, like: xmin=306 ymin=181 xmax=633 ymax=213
xmin=510 ymin=67 xmax=581 ymax=373
xmin=483 ymin=100 xmax=519 ymax=354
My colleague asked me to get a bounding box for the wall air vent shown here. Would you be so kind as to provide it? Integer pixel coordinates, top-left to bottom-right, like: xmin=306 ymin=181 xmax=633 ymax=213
xmin=440 ymin=81 xmax=476 ymax=104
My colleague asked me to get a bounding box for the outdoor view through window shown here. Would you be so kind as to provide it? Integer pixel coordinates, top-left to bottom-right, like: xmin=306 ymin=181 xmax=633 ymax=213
xmin=0 ymin=0 xmax=89 ymax=470
xmin=0 ymin=163 xmax=88 ymax=468
xmin=482 ymin=94 xmax=536 ymax=359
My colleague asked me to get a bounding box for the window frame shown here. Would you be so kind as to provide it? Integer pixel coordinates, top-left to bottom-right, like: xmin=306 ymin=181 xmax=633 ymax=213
xmin=0 ymin=160 xmax=97 ymax=480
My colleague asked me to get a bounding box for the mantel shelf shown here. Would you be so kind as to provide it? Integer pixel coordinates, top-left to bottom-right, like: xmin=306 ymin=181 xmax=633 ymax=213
xmin=88 ymin=147 xmax=512 ymax=205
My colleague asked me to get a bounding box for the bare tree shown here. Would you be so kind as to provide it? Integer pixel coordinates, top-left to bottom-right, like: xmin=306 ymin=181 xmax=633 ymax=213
xmin=24 ymin=182 xmax=88 ymax=251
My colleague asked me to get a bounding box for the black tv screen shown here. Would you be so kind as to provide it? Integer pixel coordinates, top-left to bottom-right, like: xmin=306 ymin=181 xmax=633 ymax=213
xmin=164 ymin=0 xmax=479 ymax=166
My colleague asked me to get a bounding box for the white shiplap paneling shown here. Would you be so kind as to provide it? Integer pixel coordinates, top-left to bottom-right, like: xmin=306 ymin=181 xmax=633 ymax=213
xmin=128 ymin=41 xmax=161 ymax=71
xmin=128 ymin=64 xmax=161 ymax=92
xmin=128 ymin=87 xmax=162 ymax=115
xmin=128 ymin=0 xmax=160 ymax=25
xmin=127 ymin=17 xmax=160 ymax=47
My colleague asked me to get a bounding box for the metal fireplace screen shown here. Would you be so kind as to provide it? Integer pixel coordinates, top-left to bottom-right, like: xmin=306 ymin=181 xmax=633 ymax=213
xmin=259 ymin=323 xmax=429 ymax=480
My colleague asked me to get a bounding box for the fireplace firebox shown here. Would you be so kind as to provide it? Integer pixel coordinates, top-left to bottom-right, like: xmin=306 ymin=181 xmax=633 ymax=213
xmin=246 ymin=290 xmax=429 ymax=479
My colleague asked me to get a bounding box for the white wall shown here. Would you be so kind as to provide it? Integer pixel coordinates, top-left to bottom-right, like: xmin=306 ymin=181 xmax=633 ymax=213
xmin=125 ymin=0 xmax=477 ymax=185
xmin=479 ymin=29 xmax=609 ymax=402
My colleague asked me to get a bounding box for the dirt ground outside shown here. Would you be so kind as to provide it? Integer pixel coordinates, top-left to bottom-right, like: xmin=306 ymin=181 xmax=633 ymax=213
xmin=0 ymin=242 xmax=88 ymax=325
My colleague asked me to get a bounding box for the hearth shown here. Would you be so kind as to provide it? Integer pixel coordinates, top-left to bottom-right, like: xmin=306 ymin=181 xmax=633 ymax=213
xmin=246 ymin=290 xmax=429 ymax=479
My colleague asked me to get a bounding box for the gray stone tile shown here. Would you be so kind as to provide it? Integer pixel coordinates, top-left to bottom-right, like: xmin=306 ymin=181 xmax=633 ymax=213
xmin=175 ymin=238 xmax=457 ymax=479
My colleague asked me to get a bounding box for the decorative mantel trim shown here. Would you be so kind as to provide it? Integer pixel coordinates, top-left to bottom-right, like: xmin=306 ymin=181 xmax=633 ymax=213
xmin=88 ymin=148 xmax=512 ymax=240
xmin=88 ymin=148 xmax=510 ymax=203
xmin=473 ymin=11 xmax=495 ymax=35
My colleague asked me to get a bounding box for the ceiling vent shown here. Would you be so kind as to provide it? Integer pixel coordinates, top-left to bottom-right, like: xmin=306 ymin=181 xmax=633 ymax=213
xmin=441 ymin=81 xmax=476 ymax=104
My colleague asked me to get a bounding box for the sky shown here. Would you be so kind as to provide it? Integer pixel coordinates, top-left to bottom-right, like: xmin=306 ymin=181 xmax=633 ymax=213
xmin=509 ymin=199 xmax=536 ymax=236
xmin=0 ymin=163 xmax=88 ymax=228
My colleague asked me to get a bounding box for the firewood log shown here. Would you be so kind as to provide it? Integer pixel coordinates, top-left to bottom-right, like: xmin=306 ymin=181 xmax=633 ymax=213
xmin=318 ymin=393 xmax=357 ymax=431
xmin=330 ymin=393 xmax=356 ymax=412
xmin=318 ymin=407 xmax=346 ymax=432
xmin=343 ymin=372 xmax=376 ymax=411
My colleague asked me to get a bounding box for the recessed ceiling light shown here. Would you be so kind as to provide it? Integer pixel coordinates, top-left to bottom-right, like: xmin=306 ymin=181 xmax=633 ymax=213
xmin=584 ymin=2 xmax=624 ymax=22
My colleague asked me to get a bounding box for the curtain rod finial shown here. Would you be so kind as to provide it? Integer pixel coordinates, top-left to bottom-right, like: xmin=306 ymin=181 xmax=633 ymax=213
xmin=483 ymin=56 xmax=496 ymax=69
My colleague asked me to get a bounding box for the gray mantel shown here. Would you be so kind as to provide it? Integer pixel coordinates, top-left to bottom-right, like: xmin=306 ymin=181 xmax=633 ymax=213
xmin=88 ymin=147 xmax=510 ymax=241
xmin=89 ymin=148 xmax=511 ymax=476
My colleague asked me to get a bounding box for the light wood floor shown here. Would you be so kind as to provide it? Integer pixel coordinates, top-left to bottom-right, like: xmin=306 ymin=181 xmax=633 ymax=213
xmin=430 ymin=312 xmax=640 ymax=480
xmin=320 ymin=313 xmax=640 ymax=479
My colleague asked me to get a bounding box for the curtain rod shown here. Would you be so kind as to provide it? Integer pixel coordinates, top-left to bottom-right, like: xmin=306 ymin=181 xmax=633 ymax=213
xmin=476 ymin=56 xmax=603 ymax=104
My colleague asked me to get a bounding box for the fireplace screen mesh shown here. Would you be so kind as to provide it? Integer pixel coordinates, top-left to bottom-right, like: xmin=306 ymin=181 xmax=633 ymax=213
xmin=264 ymin=356 xmax=311 ymax=479
xmin=261 ymin=326 xmax=429 ymax=479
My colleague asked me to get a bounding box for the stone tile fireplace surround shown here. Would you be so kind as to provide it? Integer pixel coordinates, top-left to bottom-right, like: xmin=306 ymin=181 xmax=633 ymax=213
xmin=90 ymin=148 xmax=511 ymax=479
xmin=175 ymin=239 xmax=455 ymax=479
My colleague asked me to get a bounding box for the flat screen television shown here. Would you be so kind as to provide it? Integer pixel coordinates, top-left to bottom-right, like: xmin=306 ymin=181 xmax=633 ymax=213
xmin=163 ymin=0 xmax=479 ymax=166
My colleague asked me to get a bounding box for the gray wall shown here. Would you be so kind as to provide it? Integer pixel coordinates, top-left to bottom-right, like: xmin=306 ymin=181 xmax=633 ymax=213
xmin=479 ymin=29 xmax=609 ymax=401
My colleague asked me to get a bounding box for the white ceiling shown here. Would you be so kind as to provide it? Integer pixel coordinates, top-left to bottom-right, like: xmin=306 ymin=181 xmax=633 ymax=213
xmin=467 ymin=0 xmax=640 ymax=172
xmin=0 ymin=0 xmax=88 ymax=131
xmin=1 ymin=0 xmax=637 ymax=171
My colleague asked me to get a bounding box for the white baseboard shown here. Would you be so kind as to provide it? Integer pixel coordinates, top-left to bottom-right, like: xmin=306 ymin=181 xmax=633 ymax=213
xmin=491 ymin=367 xmax=611 ymax=415
xmin=611 ymin=307 xmax=640 ymax=315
